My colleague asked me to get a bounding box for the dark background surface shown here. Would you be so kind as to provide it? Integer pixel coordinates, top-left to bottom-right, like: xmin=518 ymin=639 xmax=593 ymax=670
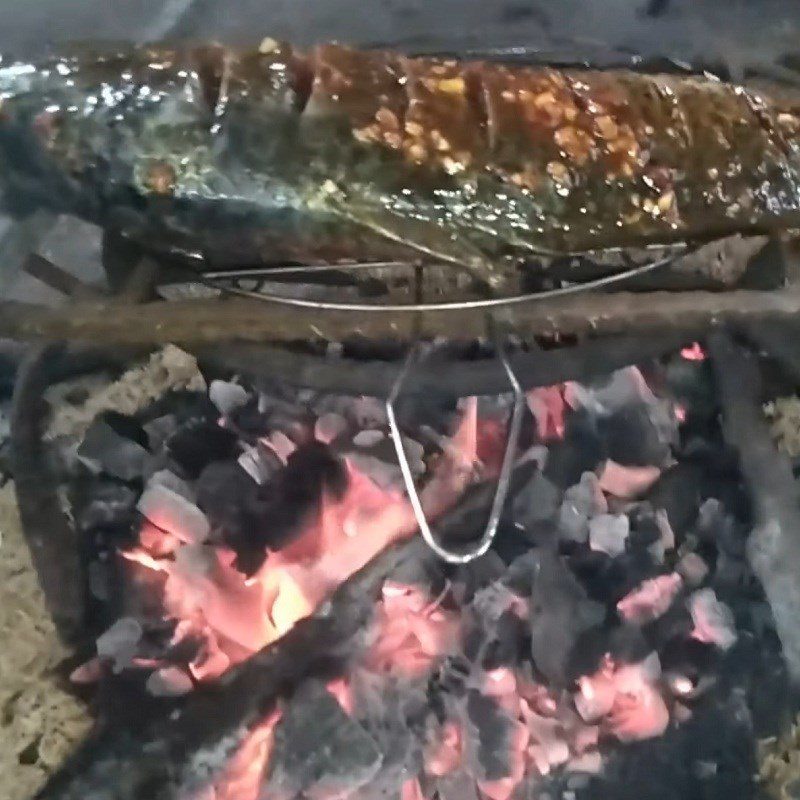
xmin=1 ymin=0 xmax=798 ymax=76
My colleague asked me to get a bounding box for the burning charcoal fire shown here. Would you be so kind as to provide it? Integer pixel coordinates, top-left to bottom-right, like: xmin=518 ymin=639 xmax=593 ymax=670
xmin=44 ymin=346 xmax=790 ymax=800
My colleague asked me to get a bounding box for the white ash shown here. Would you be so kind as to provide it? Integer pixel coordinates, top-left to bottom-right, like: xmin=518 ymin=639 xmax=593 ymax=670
xmin=589 ymin=514 xmax=630 ymax=557
xmin=353 ymin=429 xmax=385 ymax=447
xmin=46 ymin=345 xmax=206 ymax=440
xmin=208 ymin=380 xmax=250 ymax=416
xmin=146 ymin=667 xmax=194 ymax=697
xmin=764 ymin=396 xmax=800 ymax=457
xmin=96 ymin=617 xmax=143 ymax=672
xmin=137 ymin=484 xmax=210 ymax=544
xmin=146 ymin=469 xmax=196 ymax=502
xmin=157 ymin=281 xmax=222 ymax=301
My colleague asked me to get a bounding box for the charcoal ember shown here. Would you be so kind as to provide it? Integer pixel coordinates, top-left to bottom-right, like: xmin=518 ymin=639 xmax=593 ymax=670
xmin=660 ymin=638 xmax=719 ymax=699
xmin=88 ymin=559 xmax=111 ymax=601
xmin=195 ymin=460 xmax=265 ymax=569
xmin=558 ymin=472 xmax=607 ymax=544
xmin=645 ymin=462 xmax=706 ymax=537
xmin=513 ymin=470 xmax=561 ymax=529
xmin=96 ymin=617 xmax=142 ymax=671
xmin=451 ymin=552 xmax=507 ymax=605
xmin=142 ymin=414 xmax=179 ymax=451
xmin=589 ymin=514 xmax=630 ymax=557
xmin=677 ymin=552 xmax=709 ymax=587
xmin=544 ymin=411 xmax=606 ymax=489
xmin=146 ymin=667 xmax=194 ymax=697
xmin=266 ymin=681 xmax=383 ymax=800
xmin=599 ymin=405 xmax=671 ymax=467
xmin=137 ymin=389 xmax=218 ymax=426
xmin=688 ymin=589 xmax=737 ymax=651
xmin=585 ymin=696 xmax=756 ymax=800
xmin=464 ymin=691 xmax=516 ymax=782
xmin=263 ymin=430 xmax=298 ymax=463
xmin=567 ymin=366 xmax=658 ymax=415
xmin=483 ymin=611 xmax=529 ymax=668
xmin=274 ymin=440 xmax=348 ymax=517
xmin=78 ymin=415 xmax=150 ymax=481
xmin=72 ymin=478 xmax=138 ymax=534
xmin=351 ymin=396 xmax=389 ymax=429
xmin=137 ymin=484 xmax=210 ymax=544
xmin=315 ymin=412 xmax=349 ymax=444
xmin=339 ymin=432 xmax=424 ymax=491
xmin=353 ymin=430 xmax=385 ymax=447
xmin=528 ymin=550 xmax=605 ymax=686
xmin=567 ymin=624 xmax=651 ymax=682
xmin=237 ymin=444 xmax=281 ymax=486
xmin=436 ymin=772 xmax=480 ymax=800
xmin=208 ymin=379 xmax=249 ymax=415
xmin=205 ymin=443 xmax=348 ymax=569
xmin=627 ymin=511 xmax=663 ymax=551
xmin=222 ymin=398 xmax=271 ymax=438
xmin=350 ymin=674 xmax=426 ymax=800
xmin=165 ymin=419 xmax=239 ymax=479
xmin=146 ymin=469 xmax=195 ymax=501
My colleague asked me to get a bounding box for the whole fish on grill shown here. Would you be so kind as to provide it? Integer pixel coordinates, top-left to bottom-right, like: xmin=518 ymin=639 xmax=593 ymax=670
xmin=0 ymin=39 xmax=799 ymax=288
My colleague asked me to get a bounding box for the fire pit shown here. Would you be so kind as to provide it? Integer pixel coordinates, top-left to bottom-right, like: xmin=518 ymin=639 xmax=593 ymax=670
xmin=3 ymin=11 xmax=800 ymax=799
xmin=6 ymin=266 xmax=800 ymax=799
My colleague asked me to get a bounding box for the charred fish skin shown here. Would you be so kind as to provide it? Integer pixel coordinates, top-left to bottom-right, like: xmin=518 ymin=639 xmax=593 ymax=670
xmin=1 ymin=41 xmax=800 ymax=283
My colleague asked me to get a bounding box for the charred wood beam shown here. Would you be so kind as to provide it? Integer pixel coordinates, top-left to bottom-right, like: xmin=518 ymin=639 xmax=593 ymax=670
xmin=709 ymin=332 xmax=800 ymax=683
xmin=197 ymin=331 xmax=692 ymax=398
xmin=2 ymin=286 xmax=800 ymax=347
xmin=35 ymin=538 xmax=436 ymax=800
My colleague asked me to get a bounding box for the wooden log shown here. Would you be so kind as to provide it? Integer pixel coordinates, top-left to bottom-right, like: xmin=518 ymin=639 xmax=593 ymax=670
xmin=2 ymin=286 xmax=800 ymax=347
xmin=709 ymin=332 xmax=800 ymax=683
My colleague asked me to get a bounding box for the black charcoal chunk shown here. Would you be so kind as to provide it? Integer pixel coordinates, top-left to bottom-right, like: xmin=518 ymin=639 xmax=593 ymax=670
xmin=195 ymin=460 xmax=266 ymax=571
xmin=166 ymin=420 xmax=239 ymax=479
xmin=266 ymin=681 xmax=382 ymax=800
xmin=465 ymin=691 xmax=515 ymax=782
xmin=78 ymin=417 xmax=149 ymax=481
xmin=72 ymin=479 xmax=138 ymax=533
xmin=599 ymin=405 xmax=671 ymax=467
xmin=513 ymin=470 xmax=561 ymax=529
xmin=544 ymin=411 xmax=605 ymax=489
xmin=529 ymin=549 xmax=605 ymax=686
xmin=143 ymin=414 xmax=179 ymax=451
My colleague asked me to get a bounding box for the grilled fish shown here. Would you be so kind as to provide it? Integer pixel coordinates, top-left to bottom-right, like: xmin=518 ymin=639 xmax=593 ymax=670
xmin=1 ymin=40 xmax=799 ymax=286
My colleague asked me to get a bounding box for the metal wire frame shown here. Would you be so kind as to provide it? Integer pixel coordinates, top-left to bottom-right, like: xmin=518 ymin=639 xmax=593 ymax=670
xmin=198 ymin=247 xmax=690 ymax=312
xmin=386 ymin=338 xmax=525 ymax=564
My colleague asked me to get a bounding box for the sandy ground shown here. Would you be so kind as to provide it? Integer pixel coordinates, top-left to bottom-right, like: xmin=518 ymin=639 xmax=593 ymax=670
xmin=0 ymin=482 xmax=90 ymax=800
